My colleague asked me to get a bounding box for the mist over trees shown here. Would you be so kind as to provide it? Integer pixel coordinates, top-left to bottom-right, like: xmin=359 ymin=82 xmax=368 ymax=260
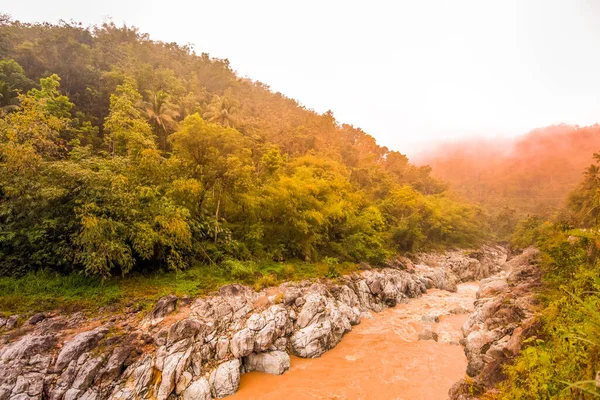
xmin=419 ymin=124 xmax=600 ymax=236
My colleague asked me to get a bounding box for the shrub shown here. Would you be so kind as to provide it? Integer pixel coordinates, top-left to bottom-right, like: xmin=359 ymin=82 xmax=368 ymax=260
xmin=253 ymin=274 xmax=278 ymax=291
xmin=277 ymin=264 xmax=296 ymax=280
xmin=220 ymin=259 xmax=256 ymax=282
xmin=324 ymin=256 xmax=340 ymax=279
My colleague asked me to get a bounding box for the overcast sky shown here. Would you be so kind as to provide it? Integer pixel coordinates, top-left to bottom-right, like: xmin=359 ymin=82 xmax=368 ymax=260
xmin=3 ymin=0 xmax=600 ymax=157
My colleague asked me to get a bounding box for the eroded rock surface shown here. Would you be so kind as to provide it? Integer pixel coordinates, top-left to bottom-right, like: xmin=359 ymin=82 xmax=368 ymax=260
xmin=449 ymin=247 xmax=541 ymax=399
xmin=0 ymin=245 xmax=507 ymax=400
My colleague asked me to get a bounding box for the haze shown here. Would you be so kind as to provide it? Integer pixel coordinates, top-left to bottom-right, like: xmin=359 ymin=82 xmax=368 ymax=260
xmin=3 ymin=0 xmax=600 ymax=156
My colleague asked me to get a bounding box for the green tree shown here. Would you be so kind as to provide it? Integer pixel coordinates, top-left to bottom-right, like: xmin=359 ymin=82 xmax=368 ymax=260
xmin=0 ymin=75 xmax=76 ymax=274
xmin=104 ymin=79 xmax=156 ymax=157
xmin=170 ymin=114 xmax=253 ymax=242
xmin=139 ymin=90 xmax=180 ymax=151
xmin=569 ymin=153 xmax=600 ymax=226
xmin=203 ymin=93 xmax=237 ymax=127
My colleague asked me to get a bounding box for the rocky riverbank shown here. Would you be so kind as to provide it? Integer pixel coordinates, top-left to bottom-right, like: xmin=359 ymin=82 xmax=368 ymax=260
xmin=449 ymin=247 xmax=541 ymax=399
xmin=0 ymin=245 xmax=507 ymax=400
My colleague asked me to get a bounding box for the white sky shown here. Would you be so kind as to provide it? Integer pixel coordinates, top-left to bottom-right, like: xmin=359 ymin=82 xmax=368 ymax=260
xmin=3 ymin=0 xmax=600 ymax=157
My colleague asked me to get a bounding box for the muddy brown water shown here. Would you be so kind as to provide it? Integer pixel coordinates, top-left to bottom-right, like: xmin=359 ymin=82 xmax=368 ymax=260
xmin=227 ymin=282 xmax=478 ymax=400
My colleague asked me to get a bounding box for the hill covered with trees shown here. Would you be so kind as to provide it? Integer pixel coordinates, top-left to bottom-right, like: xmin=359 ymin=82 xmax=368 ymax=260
xmin=0 ymin=17 xmax=489 ymax=279
xmin=418 ymin=124 xmax=600 ymax=236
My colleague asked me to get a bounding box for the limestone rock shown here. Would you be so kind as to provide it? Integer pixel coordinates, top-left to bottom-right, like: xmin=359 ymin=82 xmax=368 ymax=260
xmin=5 ymin=315 xmax=19 ymax=330
xmin=244 ymin=351 xmax=290 ymax=375
xmin=253 ymin=321 xmax=276 ymax=353
xmin=72 ymin=356 xmax=104 ymax=390
xmin=216 ymin=337 xmax=229 ymax=360
xmin=27 ymin=313 xmax=46 ymax=326
xmin=296 ymin=294 xmax=325 ymax=329
xmin=209 ymin=359 xmax=241 ymax=398
xmin=290 ymin=320 xmax=334 ymax=358
xmin=146 ymin=295 xmax=178 ymax=327
xmin=55 ymin=327 xmax=108 ymax=372
xmin=230 ymin=328 xmax=255 ymax=358
xmin=182 ymin=377 xmax=211 ymax=400
xmin=418 ymin=329 xmax=439 ymax=341
xmin=0 ymin=334 xmax=56 ymax=363
xmin=167 ymin=319 xmax=204 ymax=345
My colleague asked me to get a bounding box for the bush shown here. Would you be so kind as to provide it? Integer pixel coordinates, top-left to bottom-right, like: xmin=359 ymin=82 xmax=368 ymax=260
xmin=220 ymin=259 xmax=256 ymax=283
xmin=253 ymin=274 xmax=278 ymax=291
xmin=323 ymin=256 xmax=340 ymax=279
xmin=277 ymin=264 xmax=296 ymax=280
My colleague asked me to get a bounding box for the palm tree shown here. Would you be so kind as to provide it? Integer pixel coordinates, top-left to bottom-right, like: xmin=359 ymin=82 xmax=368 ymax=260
xmin=139 ymin=90 xmax=180 ymax=151
xmin=203 ymin=94 xmax=237 ymax=128
xmin=585 ymin=164 xmax=600 ymax=186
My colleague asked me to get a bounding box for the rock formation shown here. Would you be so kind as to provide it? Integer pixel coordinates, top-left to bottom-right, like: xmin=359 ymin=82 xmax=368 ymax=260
xmin=0 ymin=245 xmax=507 ymax=400
xmin=449 ymin=247 xmax=541 ymax=399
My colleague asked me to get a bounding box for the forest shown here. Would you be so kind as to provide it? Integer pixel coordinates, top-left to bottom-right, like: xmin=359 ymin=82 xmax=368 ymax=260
xmin=0 ymin=17 xmax=488 ymax=280
xmin=420 ymin=124 xmax=600 ymax=237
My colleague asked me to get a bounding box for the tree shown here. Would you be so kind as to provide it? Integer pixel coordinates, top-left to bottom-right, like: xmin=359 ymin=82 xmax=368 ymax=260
xmin=569 ymin=153 xmax=600 ymax=226
xmin=139 ymin=90 xmax=179 ymax=151
xmin=104 ymin=79 xmax=155 ymax=157
xmin=203 ymin=93 xmax=237 ymax=127
xmin=0 ymin=74 xmax=73 ymax=159
xmin=0 ymin=80 xmax=19 ymax=115
xmin=0 ymin=58 xmax=34 ymax=114
xmin=0 ymin=74 xmax=76 ymax=274
xmin=170 ymin=114 xmax=253 ymax=242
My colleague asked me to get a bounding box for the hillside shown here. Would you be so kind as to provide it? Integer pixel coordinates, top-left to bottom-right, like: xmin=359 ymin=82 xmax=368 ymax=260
xmin=0 ymin=17 xmax=490 ymax=282
xmin=419 ymin=124 xmax=600 ymax=224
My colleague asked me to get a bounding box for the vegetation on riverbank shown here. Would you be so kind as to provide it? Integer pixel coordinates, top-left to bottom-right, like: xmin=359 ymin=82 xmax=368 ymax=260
xmin=492 ymin=154 xmax=600 ymax=399
xmin=0 ymin=258 xmax=362 ymax=316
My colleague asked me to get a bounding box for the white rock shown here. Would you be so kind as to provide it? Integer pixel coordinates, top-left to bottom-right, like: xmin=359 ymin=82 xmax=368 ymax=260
xmin=209 ymin=359 xmax=241 ymax=398
xmin=244 ymin=351 xmax=290 ymax=375
xmin=182 ymin=377 xmax=211 ymax=400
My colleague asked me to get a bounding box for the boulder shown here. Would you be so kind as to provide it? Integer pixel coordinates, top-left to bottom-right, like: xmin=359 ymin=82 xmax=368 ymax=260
xmin=418 ymin=329 xmax=439 ymax=341
xmin=27 ymin=313 xmax=46 ymax=326
xmin=5 ymin=315 xmax=19 ymax=330
xmin=146 ymin=295 xmax=178 ymax=326
xmin=98 ymin=346 xmax=132 ymax=384
xmin=175 ymin=371 xmax=192 ymax=395
xmin=244 ymin=351 xmax=290 ymax=375
xmin=72 ymin=356 xmax=104 ymax=390
xmin=182 ymin=377 xmax=211 ymax=400
xmin=296 ymin=294 xmax=325 ymax=328
xmin=216 ymin=337 xmax=229 ymax=360
xmin=167 ymin=319 xmax=204 ymax=345
xmin=209 ymin=359 xmax=241 ymax=398
xmin=54 ymin=327 xmax=108 ymax=372
xmin=156 ymin=350 xmax=190 ymax=400
xmin=253 ymin=321 xmax=276 ymax=352
xmin=290 ymin=320 xmax=334 ymax=358
xmin=230 ymin=328 xmax=255 ymax=358
xmin=0 ymin=335 xmax=56 ymax=363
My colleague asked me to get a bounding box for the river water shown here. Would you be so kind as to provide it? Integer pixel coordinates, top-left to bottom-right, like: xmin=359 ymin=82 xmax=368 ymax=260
xmin=227 ymin=282 xmax=478 ymax=400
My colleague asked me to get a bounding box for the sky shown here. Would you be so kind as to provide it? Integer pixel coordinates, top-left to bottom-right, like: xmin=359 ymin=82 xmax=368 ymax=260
xmin=3 ymin=0 xmax=600 ymax=157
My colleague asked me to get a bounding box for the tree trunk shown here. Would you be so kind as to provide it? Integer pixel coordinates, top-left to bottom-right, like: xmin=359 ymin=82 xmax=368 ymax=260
xmin=214 ymin=187 xmax=221 ymax=243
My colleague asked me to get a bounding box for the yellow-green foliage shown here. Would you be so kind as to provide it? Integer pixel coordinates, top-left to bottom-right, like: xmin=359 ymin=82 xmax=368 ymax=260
xmin=0 ymin=21 xmax=490 ymax=279
xmin=497 ymin=227 xmax=600 ymax=399
xmin=253 ymin=274 xmax=278 ymax=291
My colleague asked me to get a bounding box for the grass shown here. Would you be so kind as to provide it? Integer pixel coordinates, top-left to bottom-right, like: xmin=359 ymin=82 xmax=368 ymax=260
xmin=0 ymin=259 xmax=362 ymax=316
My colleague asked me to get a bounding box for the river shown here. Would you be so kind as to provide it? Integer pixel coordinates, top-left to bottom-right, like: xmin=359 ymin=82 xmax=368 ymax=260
xmin=227 ymin=282 xmax=478 ymax=400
